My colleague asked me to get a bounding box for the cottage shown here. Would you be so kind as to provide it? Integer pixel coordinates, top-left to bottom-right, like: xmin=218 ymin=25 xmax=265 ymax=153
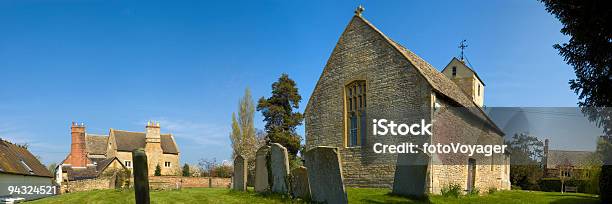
xmin=0 ymin=139 xmax=54 ymax=201
xmin=58 ymin=122 xmax=180 ymax=184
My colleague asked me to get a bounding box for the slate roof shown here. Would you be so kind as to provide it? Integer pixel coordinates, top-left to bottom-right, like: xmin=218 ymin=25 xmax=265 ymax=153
xmin=63 ymin=157 xmax=125 ymax=180
xmin=354 ymin=16 xmax=504 ymax=135
xmin=112 ymin=130 xmax=179 ymax=154
xmin=85 ymin=134 xmax=108 ymax=155
xmin=546 ymin=150 xmax=594 ymax=168
xmin=0 ymin=139 xmax=53 ymax=178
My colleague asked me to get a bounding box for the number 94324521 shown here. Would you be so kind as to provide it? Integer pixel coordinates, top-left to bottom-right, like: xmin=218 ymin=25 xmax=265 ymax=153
xmin=7 ymin=185 xmax=57 ymax=195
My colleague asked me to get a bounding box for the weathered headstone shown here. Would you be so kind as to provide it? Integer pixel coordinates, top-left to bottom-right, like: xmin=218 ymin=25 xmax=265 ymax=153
xmin=290 ymin=166 xmax=310 ymax=199
xmin=232 ymin=155 xmax=247 ymax=191
xmin=304 ymin=146 xmax=348 ymax=204
xmin=392 ymin=149 xmax=429 ymax=198
xmin=254 ymin=145 xmax=271 ymax=193
xmin=270 ymin=143 xmax=290 ymax=194
xmin=132 ymin=148 xmax=150 ymax=204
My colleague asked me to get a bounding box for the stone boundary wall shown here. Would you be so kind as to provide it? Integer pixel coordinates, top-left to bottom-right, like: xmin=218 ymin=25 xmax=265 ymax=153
xmin=149 ymin=176 xmax=231 ymax=190
xmin=62 ymin=177 xmax=230 ymax=193
xmin=62 ymin=177 xmax=113 ymax=193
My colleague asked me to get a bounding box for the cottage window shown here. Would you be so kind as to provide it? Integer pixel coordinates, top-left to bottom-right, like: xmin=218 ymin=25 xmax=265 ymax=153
xmin=346 ymin=80 xmax=366 ymax=147
xmin=124 ymin=160 xmax=132 ymax=168
xmin=164 ymin=161 xmax=171 ymax=167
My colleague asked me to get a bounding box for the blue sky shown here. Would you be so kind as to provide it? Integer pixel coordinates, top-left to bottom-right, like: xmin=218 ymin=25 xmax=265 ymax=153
xmin=0 ymin=0 xmax=583 ymax=165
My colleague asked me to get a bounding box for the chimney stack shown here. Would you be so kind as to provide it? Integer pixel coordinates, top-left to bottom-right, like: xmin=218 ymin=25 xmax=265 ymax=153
xmin=67 ymin=122 xmax=88 ymax=167
xmin=543 ymin=138 xmax=549 ymax=170
xmin=145 ymin=121 xmax=161 ymax=143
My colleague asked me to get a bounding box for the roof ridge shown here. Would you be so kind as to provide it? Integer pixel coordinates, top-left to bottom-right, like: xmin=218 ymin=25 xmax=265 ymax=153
xmin=354 ymin=15 xmax=504 ymax=135
xmin=549 ymin=149 xmax=594 ymax=153
xmin=112 ymin=129 xmax=144 ymax=134
xmin=86 ymin=133 xmax=109 ymax=137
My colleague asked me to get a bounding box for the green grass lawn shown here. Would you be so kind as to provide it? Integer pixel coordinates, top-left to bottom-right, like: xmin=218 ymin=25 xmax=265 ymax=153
xmin=28 ymin=188 xmax=599 ymax=204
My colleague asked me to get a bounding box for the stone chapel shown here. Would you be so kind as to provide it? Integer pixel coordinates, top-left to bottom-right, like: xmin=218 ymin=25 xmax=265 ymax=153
xmin=304 ymin=9 xmax=510 ymax=194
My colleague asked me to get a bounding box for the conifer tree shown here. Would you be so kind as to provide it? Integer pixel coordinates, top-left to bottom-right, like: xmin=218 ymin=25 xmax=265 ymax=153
xmin=257 ymin=73 xmax=303 ymax=158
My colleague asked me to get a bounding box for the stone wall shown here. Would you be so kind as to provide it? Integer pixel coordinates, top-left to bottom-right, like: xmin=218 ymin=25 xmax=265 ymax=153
xmin=62 ymin=177 xmax=112 ymax=193
xmin=148 ymin=176 xmax=230 ymax=190
xmin=430 ymin=96 xmax=510 ymax=194
xmin=62 ymin=176 xmax=230 ymax=193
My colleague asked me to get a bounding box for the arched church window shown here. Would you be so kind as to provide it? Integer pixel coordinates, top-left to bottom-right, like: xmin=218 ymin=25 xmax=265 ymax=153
xmin=346 ymin=80 xmax=366 ymax=147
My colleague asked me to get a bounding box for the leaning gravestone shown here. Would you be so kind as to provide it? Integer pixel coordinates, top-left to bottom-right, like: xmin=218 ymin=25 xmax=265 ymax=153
xmin=254 ymin=145 xmax=271 ymax=193
xmin=232 ymin=155 xmax=247 ymax=191
xmin=290 ymin=166 xmax=310 ymax=199
xmin=304 ymin=146 xmax=348 ymax=204
xmin=270 ymin=143 xmax=290 ymax=194
xmin=392 ymin=148 xmax=429 ymax=198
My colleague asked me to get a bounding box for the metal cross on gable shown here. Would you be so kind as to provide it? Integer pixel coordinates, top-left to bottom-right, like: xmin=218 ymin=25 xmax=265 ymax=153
xmin=459 ymin=39 xmax=468 ymax=61
xmin=355 ymin=5 xmax=365 ymax=16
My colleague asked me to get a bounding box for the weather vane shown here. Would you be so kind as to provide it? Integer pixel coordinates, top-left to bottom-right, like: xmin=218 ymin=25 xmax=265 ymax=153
xmin=459 ymin=39 xmax=468 ymax=61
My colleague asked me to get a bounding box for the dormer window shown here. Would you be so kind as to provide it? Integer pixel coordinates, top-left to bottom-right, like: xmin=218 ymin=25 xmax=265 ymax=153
xmin=452 ymin=66 xmax=457 ymax=77
xmin=346 ymin=80 xmax=366 ymax=147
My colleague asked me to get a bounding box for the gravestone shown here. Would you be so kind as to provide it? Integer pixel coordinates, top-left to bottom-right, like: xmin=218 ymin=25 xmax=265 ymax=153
xmin=132 ymin=148 xmax=150 ymax=204
xmin=254 ymin=145 xmax=271 ymax=193
xmin=304 ymin=146 xmax=348 ymax=204
xmin=270 ymin=143 xmax=290 ymax=194
xmin=232 ymin=155 xmax=247 ymax=191
xmin=290 ymin=166 xmax=310 ymax=199
xmin=392 ymin=149 xmax=429 ymax=198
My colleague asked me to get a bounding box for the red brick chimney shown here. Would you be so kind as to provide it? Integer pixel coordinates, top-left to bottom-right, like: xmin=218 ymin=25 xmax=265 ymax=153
xmin=65 ymin=122 xmax=88 ymax=167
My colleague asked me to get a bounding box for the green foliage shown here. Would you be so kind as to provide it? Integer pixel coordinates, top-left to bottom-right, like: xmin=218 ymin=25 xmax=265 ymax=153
xmin=539 ymin=178 xmax=561 ymax=192
xmin=182 ymin=164 xmax=191 ymax=177
xmin=596 ymin=137 xmax=612 ymax=202
xmin=154 ymin=164 xmax=162 ymax=176
xmin=507 ymin=133 xmax=544 ymax=163
xmin=539 ymin=0 xmax=612 ymax=137
xmin=467 ymin=187 xmax=480 ymax=196
xmin=440 ymin=183 xmax=462 ymax=198
xmin=487 ymin=187 xmax=497 ymax=195
xmin=288 ymin=156 xmax=303 ymax=170
xmin=115 ymin=169 xmax=132 ymax=189
xmin=214 ymin=164 xmax=232 ymax=178
xmin=507 ymin=133 xmax=544 ymax=190
xmin=46 ymin=163 xmax=57 ymax=175
xmin=600 ymin=164 xmax=612 ymax=202
xmin=257 ymin=73 xmax=304 ymax=158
